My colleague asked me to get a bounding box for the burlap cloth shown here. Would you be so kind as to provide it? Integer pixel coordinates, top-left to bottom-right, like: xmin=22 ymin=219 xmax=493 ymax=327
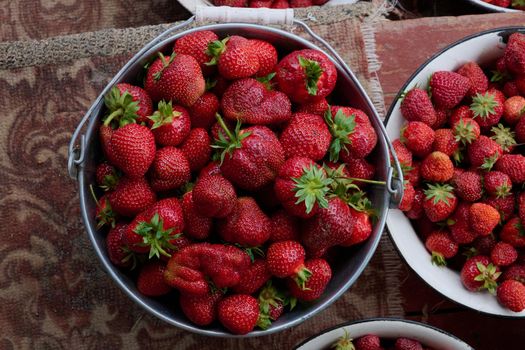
xmin=0 ymin=3 xmax=404 ymax=349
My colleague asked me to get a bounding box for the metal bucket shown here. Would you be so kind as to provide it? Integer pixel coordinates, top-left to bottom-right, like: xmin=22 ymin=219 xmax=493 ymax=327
xmin=465 ymin=0 xmax=520 ymax=12
xmin=67 ymin=7 xmax=403 ymax=337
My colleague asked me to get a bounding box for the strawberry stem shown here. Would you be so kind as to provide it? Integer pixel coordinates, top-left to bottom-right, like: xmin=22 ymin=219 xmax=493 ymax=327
xmin=333 ymin=176 xmax=386 ymax=185
xmin=216 ymin=113 xmax=235 ymax=141
xmin=293 ymin=265 xmax=312 ymax=290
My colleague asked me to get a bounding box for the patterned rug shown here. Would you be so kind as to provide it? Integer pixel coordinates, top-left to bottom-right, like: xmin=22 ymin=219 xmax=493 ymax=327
xmin=0 ymin=4 xmax=405 ymax=349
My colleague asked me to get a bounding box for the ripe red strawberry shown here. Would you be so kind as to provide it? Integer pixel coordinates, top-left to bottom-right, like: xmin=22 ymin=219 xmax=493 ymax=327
xmin=504 ymin=81 xmax=520 ymax=97
xmin=495 ymin=154 xmax=525 ymax=184
xmin=108 ymin=177 xmax=156 ymax=217
xmin=96 ymin=162 xmax=119 ymax=191
xmin=503 ymin=264 xmax=525 ymax=284
xmin=250 ymin=39 xmax=278 ymax=76
xmin=137 ymin=261 xmax=171 ymax=296
xmin=452 ymin=117 xmax=480 ymax=145
xmin=395 ymin=338 xmax=423 ymax=350
xmin=457 ymin=61 xmax=489 ymax=97
xmin=106 ymin=223 xmax=135 ymax=269
xmin=469 ymin=203 xmax=500 ymax=236
xmin=473 ymin=234 xmax=497 ymax=256
xmin=221 ymin=78 xmax=292 ymax=125
xmin=432 ymin=108 xmax=449 ymax=129
xmin=125 ymin=198 xmax=185 ymax=258
xmin=503 ymin=95 xmax=525 ymax=125
xmin=272 ymin=0 xmax=290 ymax=7
xmin=279 ymin=112 xmax=331 ymax=161
xmin=467 ymin=135 xmax=503 ymax=170
xmin=420 ymin=151 xmax=454 ymax=183
xmin=207 ymin=35 xmax=259 ymax=80
xmin=218 ymin=197 xmax=271 ymax=247
xmin=110 ymin=123 xmax=156 ymax=178
xmin=500 ymin=217 xmax=525 ymax=248
xmin=217 ymin=294 xmax=259 ymax=335
xmin=276 ymin=49 xmax=337 ymax=104
xmin=149 ymin=147 xmax=191 ymax=192
xmin=519 ymin=192 xmax=525 ymax=223
xmin=504 ymin=32 xmax=525 ymax=75
xmin=99 ymin=124 xmax=116 ymax=165
xmin=483 ymin=195 xmax=515 ymax=222
xmin=484 ymin=171 xmax=512 ymax=198
xmin=423 ymin=183 xmax=458 ymax=222
xmin=405 ymin=188 xmax=425 ymax=220
xmin=329 ymin=106 xmax=378 ymax=160
xmin=215 ymin=119 xmax=284 ymax=191
xmin=188 ymin=92 xmax=219 ymax=130
xmin=180 ymin=128 xmax=211 ymax=172
xmin=232 ymin=258 xmax=271 ymax=294
xmin=266 ymin=240 xmax=311 ymax=286
xmin=399 ymin=181 xmax=415 ymax=212
xmin=454 ymin=171 xmax=483 ymax=202
xmin=144 ymin=52 xmax=205 ymax=106
xmin=173 ymin=30 xmax=218 ymax=76
xmin=180 ymin=290 xmax=223 ymax=326
xmin=432 ymin=128 xmax=459 ymax=157
xmin=516 ymin=116 xmax=525 ymax=143
xmin=302 ymin=197 xmax=354 ymax=257
xmin=269 ymin=209 xmax=300 ymax=242
xmin=296 ymin=98 xmax=329 ymax=115
xmin=354 ymin=334 xmax=381 ymax=350
xmin=400 ymin=87 xmax=437 ymax=126
xmin=104 ymin=84 xmax=153 ymax=125
xmin=287 ymin=258 xmax=331 ymax=301
xmin=461 ymin=255 xmax=501 ymax=293
xmin=470 ymin=88 xmax=505 ymax=129
xmin=250 ymin=0 xmax=274 ymax=8
xmin=425 ymin=231 xmax=458 ymax=266
xmin=148 ymin=101 xmax=191 ymax=147
xmin=341 ymin=157 xmax=375 ymax=187
xmin=448 ymin=202 xmax=477 ymax=244
xmin=392 ymin=139 xmax=413 ymax=170
xmin=192 ymin=175 xmax=236 ymax=218
xmin=340 ymin=208 xmax=373 ymax=246
xmin=181 ymin=191 xmax=212 ymax=240
xmin=450 ymin=105 xmax=474 ymax=125
xmin=401 ymin=121 xmax=435 ymax=158
xmin=429 ymin=71 xmax=471 ymax=109
xmin=497 ymin=280 xmax=525 ymax=312
xmin=491 ymin=242 xmax=518 ymax=266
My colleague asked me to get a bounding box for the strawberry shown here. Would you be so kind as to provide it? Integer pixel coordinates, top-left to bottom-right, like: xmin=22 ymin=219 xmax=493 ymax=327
xmin=108 ymin=177 xmax=156 ymax=217
xmin=173 ymin=30 xmax=218 ymax=76
xmin=519 ymin=192 xmax=525 ymax=223
xmin=401 ymin=121 xmax=435 ymax=158
xmin=106 ymin=223 xmax=135 ymax=269
xmin=257 ymin=281 xmax=286 ymax=329
xmin=180 ymin=290 xmax=223 ymax=326
xmin=144 ymin=52 xmax=205 ymax=106
xmin=467 ymin=135 xmax=503 ymax=170
xmin=104 ymin=84 xmax=153 ymax=125
xmin=497 ymin=280 xmax=525 ymax=312
xmin=452 ymin=117 xmax=480 ymax=145
xmin=484 ymin=171 xmax=512 ymax=198
xmin=208 ymin=75 xmax=229 ymax=98
xmin=99 ymin=124 xmax=116 ymax=165
xmin=232 ymin=258 xmax=271 ymax=294
xmin=137 ymin=261 xmax=171 ymax=297
xmin=392 ymin=139 xmax=413 ymax=170
xmin=296 ymin=98 xmax=329 ymax=115
xmin=473 ymin=234 xmax=497 ymax=256
xmin=470 ymin=88 xmax=505 ymax=129
xmin=454 ymin=171 xmax=483 ymax=202
xmin=461 ymin=255 xmax=501 ymax=293
xmin=341 ymin=157 xmax=375 ymax=187
xmin=301 ymin=197 xmax=354 ymax=257
xmin=266 ymin=240 xmax=311 ymax=287
xmin=483 ymin=195 xmax=515 ymax=222
xmin=192 ymin=174 xmax=236 ymax=218
xmin=469 ymin=203 xmax=500 ymax=236
xmin=109 ymin=123 xmax=156 ymax=178
xmin=399 ymin=182 xmax=415 ymax=212
xmin=214 ymin=118 xmax=285 ymax=191
xmin=425 ymin=231 xmax=458 ymax=266
xmin=125 ymin=198 xmax=184 ymax=258
xmin=276 ymin=49 xmax=337 ymax=103
xmin=500 ymin=217 xmax=525 ymax=248
xmin=503 ymin=95 xmax=525 ymax=125
xmin=502 ymin=264 xmax=525 ymax=284
xmin=218 ymin=197 xmax=271 ymax=247
xmin=329 ymin=106 xmax=378 ymax=160
xmin=423 ymin=183 xmax=458 ymax=222
xmin=457 ymin=61 xmax=489 ymax=97
xmin=504 ymin=32 xmax=525 ymax=75
xmin=432 ymin=128 xmax=459 ymax=157
xmin=400 ymin=87 xmax=437 ymax=126
xmin=405 ymin=188 xmax=425 ymax=220
xmin=287 ymin=258 xmax=331 ymax=301
xmin=188 ymin=92 xmax=219 ymax=130
xmin=149 ymin=147 xmax=191 ymax=192
xmin=96 ymin=162 xmax=119 ymax=191
xmin=207 ymin=35 xmax=259 ymax=80
xmin=503 ymin=81 xmax=520 ymax=97
xmin=290 ymin=0 xmax=313 ymax=6
xmin=340 ymin=208 xmax=373 ymax=246
xmin=221 ymin=78 xmax=292 ymax=125
xmin=250 ymin=39 xmax=278 ymax=76
xmin=272 ymin=0 xmax=290 ymax=7
xmin=250 ymin=0 xmax=274 ymax=7
xmin=495 ymin=154 xmax=525 ymax=184
xmin=420 ymin=151 xmax=454 ymax=183
xmin=148 ymin=101 xmax=191 ymax=147
xmin=269 ymin=209 xmax=300 ymax=242
xmin=354 ymin=334 xmax=381 ymax=350
xmin=432 ymin=108 xmax=449 ymax=129
xmin=280 ymin=112 xmax=332 ymax=161
xmin=448 ymin=202 xmax=477 ymax=244
xmin=94 ymin=194 xmax=117 ymax=229
xmin=450 ymin=105 xmax=474 ymax=125
xmin=491 ymin=242 xmax=518 ymax=266
xmin=429 ymin=71 xmax=471 ymax=109
xmin=217 ymin=294 xmax=259 ymax=335
xmin=180 ymin=128 xmax=211 ymax=172
xmin=395 ymin=338 xmax=423 ymax=350
xmin=516 ymin=116 xmax=525 ymax=143
xmin=181 ymin=191 xmax=212 ymax=240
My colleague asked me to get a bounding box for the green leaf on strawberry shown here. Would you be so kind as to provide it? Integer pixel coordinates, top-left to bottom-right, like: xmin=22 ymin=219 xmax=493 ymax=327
xmin=473 ymin=262 xmax=501 ymax=295
xmin=490 ymin=123 xmax=517 ymax=152
xmin=424 ymin=183 xmax=455 ymax=206
xmin=205 ymin=37 xmax=229 ymax=66
xmin=298 ymin=55 xmax=323 ymax=96
xmin=211 ymin=114 xmax=251 ymax=165
xmin=149 ymin=100 xmax=182 ymax=130
xmin=470 ymin=92 xmax=498 ymax=120
xmin=325 ymin=108 xmax=356 ymax=162
xmin=103 ymin=86 xmax=140 ymax=128
xmin=454 ymin=119 xmax=477 ymax=145
xmin=134 ymin=213 xmax=181 ymax=259
xmin=152 ymin=52 xmax=176 ymax=81
xmin=292 ymin=165 xmax=333 ymax=214
xmin=481 ymin=153 xmax=499 ymax=171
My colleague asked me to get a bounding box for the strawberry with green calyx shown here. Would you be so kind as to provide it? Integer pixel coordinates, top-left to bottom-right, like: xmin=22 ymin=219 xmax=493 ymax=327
xmin=180 ymin=128 xmax=211 ymax=172
xmin=454 ymin=171 xmax=483 ymax=202
xmin=173 ymin=30 xmax=219 ymax=76
xmin=206 ymin=36 xmax=260 ymax=80
xmin=491 ymin=242 xmax=518 ymax=267
xmin=189 ymin=92 xmax=219 ymax=130
xmin=266 ymin=240 xmax=311 ymax=289
xmin=286 ymin=258 xmax=332 ymax=301
xmin=483 ymin=195 xmax=515 ymax=223
xmin=425 ymin=231 xmax=458 ymax=266
xmin=490 ymin=123 xmax=516 ymax=152
xmin=470 ymin=89 xmax=505 ymax=129
xmin=256 ymin=281 xmax=286 ymax=330
xmin=400 ymin=121 xmax=435 ymax=158
xmin=484 ymin=171 xmax=512 ymax=198
xmin=136 ymin=261 xmax=172 ymax=297
xmin=148 ymin=100 xmax=191 ymax=147
xmin=324 ymin=107 xmax=356 ymax=162
xmin=498 ymin=280 xmax=525 ymax=312
xmin=340 ymin=207 xmax=373 ymax=247
xmin=92 ymin=190 xmax=117 ymax=229
xmin=108 ymin=177 xmax=156 ymax=217
xmin=332 ymin=106 xmax=378 ymax=160
xmin=423 ymin=183 xmax=458 ymax=222
xmin=95 ymin=162 xmax=120 ymax=191
xmin=433 ymin=128 xmax=459 ymax=157
xmin=420 ymin=151 xmax=454 ymax=183
xmin=180 ymin=289 xmax=223 ymax=326
xmin=392 ymin=139 xmax=413 ymax=172
xmin=452 ymin=117 xmax=480 ymax=145
xmin=504 ymin=32 xmax=525 ymax=75
xmin=330 ymin=329 xmax=356 ymax=350
xmin=130 ymin=212 xmax=180 ymax=259
xmin=250 ymin=39 xmax=278 ymax=77
xmin=102 ymin=86 xmax=141 ymax=128
xmin=467 ymin=135 xmax=503 ymax=171
xmin=461 ymin=255 xmax=501 ymax=294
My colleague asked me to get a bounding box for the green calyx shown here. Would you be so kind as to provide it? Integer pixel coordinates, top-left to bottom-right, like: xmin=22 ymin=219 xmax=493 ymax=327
xmin=513 ymin=0 xmax=525 ymax=6
xmin=495 ymin=184 xmax=512 ymax=198
xmin=470 ymin=92 xmax=499 ymax=120
xmin=120 ymin=245 xmax=139 ymax=270
xmin=452 ymin=147 xmax=464 ymax=165
xmin=424 ymin=183 xmax=455 ymax=206
xmin=149 ymin=100 xmax=181 ymax=130
xmin=515 ymin=221 xmax=525 ymax=237
xmin=205 ymin=78 xmax=217 ymax=91
xmin=257 ymin=281 xmax=285 ymax=330
xmin=431 ymin=251 xmax=447 ymax=266
xmin=293 ymin=265 xmax=313 ymax=291
xmin=474 ymin=262 xmax=501 ymax=295
xmin=490 ymin=70 xmax=510 ymax=83
xmin=490 ymin=123 xmax=517 ymax=152
xmin=292 ymin=164 xmax=333 ymax=214
xmin=480 ymin=153 xmax=500 ymax=171
xmin=103 ymin=86 xmax=140 ymax=128
xmin=211 ymin=114 xmax=251 ymax=165
xmin=256 ymin=72 xmax=276 ymax=90
xmin=323 ymin=164 xmax=360 ymax=200
xmin=298 ymin=55 xmax=323 ymax=96
xmin=134 ymin=213 xmax=181 ymax=259
xmin=153 ymin=52 xmax=176 ymax=81
xmin=90 ymin=185 xmax=116 ymax=229
xmin=331 ymin=329 xmax=356 ymax=350
xmin=463 ymin=247 xmax=478 ymax=259
xmin=325 ymin=108 xmax=356 ymax=162
xmin=205 ymin=37 xmax=229 ymax=66
xmin=453 ymin=119 xmax=477 ymax=145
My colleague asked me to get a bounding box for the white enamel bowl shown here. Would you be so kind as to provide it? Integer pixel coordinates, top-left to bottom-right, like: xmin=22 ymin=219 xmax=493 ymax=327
xmin=465 ymin=0 xmax=521 ymax=12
